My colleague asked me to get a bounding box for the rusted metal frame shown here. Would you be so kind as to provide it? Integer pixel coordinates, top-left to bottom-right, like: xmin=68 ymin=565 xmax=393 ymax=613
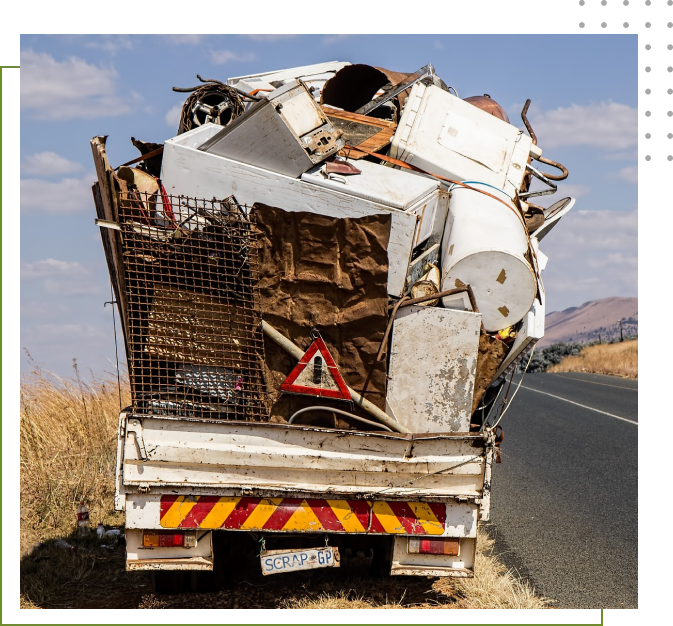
xmin=118 ymin=191 xmax=267 ymax=421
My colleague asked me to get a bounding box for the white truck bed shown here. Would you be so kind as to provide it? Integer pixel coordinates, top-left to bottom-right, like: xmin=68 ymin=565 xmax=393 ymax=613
xmin=116 ymin=413 xmax=495 ymax=576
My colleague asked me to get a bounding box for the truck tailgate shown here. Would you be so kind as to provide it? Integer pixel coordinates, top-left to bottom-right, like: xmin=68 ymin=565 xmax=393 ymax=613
xmin=120 ymin=415 xmax=493 ymax=530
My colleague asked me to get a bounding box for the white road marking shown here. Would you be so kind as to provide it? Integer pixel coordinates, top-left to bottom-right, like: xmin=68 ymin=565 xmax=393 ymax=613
xmin=520 ymin=385 xmax=638 ymax=426
xmin=550 ymin=373 xmax=637 ymax=391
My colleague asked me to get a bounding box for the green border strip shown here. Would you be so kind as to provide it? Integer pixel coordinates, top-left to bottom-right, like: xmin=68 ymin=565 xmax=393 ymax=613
xmin=0 ymin=65 xmax=20 ymax=624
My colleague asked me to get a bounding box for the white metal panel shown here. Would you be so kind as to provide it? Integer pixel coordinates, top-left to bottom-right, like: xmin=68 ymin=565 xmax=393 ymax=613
xmin=276 ymin=86 xmax=325 ymax=136
xmin=301 ymin=159 xmax=439 ymax=248
xmin=390 ymin=82 xmax=533 ymax=196
xmin=387 ymin=307 xmax=481 ymax=433
xmin=445 ymin=502 xmax=478 ymax=538
xmin=161 ymin=128 xmax=419 ymax=296
xmin=120 ymin=417 xmax=487 ymax=499
xmin=301 ymin=159 xmax=438 ymax=210
xmin=227 ymin=61 xmax=350 ymax=88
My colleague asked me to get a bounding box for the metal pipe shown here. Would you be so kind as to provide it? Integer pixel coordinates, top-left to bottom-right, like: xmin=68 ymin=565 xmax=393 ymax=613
xmin=288 ymin=406 xmax=393 ymax=432
xmin=261 ymin=320 xmax=409 ymax=433
xmin=521 ymin=99 xmax=537 ymax=145
xmin=521 ymin=99 xmax=568 ymax=181
xmin=535 ymin=155 xmax=569 ymax=181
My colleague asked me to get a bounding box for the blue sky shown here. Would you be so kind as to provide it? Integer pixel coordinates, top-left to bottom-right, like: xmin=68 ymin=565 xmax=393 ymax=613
xmin=20 ymin=34 xmax=637 ymax=376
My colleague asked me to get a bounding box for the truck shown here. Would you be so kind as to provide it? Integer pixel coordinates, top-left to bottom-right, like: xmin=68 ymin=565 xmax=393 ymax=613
xmin=91 ymin=60 xmax=572 ymax=592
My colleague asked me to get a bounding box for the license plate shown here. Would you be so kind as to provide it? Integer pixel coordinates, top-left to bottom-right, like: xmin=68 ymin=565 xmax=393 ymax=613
xmin=260 ymin=547 xmax=340 ymax=576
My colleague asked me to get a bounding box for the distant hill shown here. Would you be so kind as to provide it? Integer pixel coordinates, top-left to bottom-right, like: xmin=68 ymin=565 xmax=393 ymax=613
xmin=538 ymin=297 xmax=638 ymax=347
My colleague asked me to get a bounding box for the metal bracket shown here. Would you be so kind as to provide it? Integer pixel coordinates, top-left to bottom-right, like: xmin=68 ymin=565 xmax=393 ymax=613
xmin=519 ymin=163 xmax=558 ymax=199
xmin=95 ymin=218 xmax=121 ymax=231
xmin=127 ymin=418 xmax=149 ymax=462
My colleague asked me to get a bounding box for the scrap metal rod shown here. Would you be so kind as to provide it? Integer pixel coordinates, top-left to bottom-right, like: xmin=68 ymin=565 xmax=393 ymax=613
xmin=261 ymin=320 xmax=409 ymax=434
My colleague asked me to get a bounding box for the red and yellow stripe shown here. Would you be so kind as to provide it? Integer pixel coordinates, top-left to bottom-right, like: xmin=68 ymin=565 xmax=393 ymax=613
xmin=159 ymin=496 xmax=446 ymax=535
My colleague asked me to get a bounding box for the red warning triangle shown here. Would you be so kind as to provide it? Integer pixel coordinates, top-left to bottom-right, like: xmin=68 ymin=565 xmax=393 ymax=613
xmin=279 ymin=337 xmax=351 ymax=401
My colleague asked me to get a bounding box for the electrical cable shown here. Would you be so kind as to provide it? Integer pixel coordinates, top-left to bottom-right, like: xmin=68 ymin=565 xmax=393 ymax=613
xmin=490 ymin=346 xmax=536 ymax=430
xmin=288 ymin=406 xmax=393 ymax=432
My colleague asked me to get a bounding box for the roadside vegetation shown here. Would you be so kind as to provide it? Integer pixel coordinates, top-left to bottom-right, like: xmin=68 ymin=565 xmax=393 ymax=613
xmin=523 ymin=338 xmax=638 ymax=379
xmin=20 ymin=362 xmax=547 ymax=609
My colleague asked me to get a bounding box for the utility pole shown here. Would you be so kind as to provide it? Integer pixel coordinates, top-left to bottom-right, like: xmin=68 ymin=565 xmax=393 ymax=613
xmin=619 ymin=318 xmax=624 ymax=342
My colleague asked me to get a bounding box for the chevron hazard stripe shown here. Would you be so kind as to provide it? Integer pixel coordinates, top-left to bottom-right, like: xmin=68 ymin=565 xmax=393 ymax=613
xmin=159 ymin=496 xmax=446 ymax=535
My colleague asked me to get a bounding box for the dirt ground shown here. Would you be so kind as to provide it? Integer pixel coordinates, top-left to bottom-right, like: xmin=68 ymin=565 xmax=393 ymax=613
xmin=20 ymin=526 xmax=547 ymax=610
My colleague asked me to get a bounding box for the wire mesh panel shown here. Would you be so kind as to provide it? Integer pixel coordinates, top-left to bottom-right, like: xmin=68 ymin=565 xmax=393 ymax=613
xmin=117 ymin=190 xmax=267 ymax=420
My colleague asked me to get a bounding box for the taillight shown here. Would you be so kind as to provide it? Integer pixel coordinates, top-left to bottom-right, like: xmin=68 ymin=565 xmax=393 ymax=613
xmin=143 ymin=530 xmax=197 ymax=548
xmin=407 ymin=537 xmax=460 ymax=556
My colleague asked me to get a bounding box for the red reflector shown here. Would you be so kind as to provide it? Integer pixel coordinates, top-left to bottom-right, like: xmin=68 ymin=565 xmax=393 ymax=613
xmin=408 ymin=537 xmax=460 ymax=556
xmin=143 ymin=531 xmax=184 ymax=547
xmin=159 ymin=533 xmax=184 ymax=547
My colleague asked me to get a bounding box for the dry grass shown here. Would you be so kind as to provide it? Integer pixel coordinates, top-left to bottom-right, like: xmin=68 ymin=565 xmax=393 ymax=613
xmin=20 ymin=360 xmax=130 ymax=546
xmin=547 ymin=339 xmax=638 ymax=379
xmin=20 ymin=363 xmax=547 ymax=610
xmin=441 ymin=528 xmax=547 ymax=609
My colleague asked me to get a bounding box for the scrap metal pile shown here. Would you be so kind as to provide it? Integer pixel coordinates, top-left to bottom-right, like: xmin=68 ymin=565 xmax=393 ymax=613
xmin=92 ymin=61 xmax=574 ymax=433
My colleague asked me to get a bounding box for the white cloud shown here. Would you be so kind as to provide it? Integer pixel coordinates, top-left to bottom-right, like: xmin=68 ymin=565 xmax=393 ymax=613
xmin=530 ymin=102 xmax=636 ymax=151
xmin=617 ymin=165 xmax=638 ymax=184
xmin=21 ymin=49 xmax=134 ymax=120
xmin=243 ymin=35 xmax=297 ymax=42
xmin=22 ymin=152 xmax=82 ymax=177
xmin=21 ymin=175 xmax=93 ymax=214
xmin=539 ymin=210 xmax=637 ymax=312
xmin=84 ymin=35 xmax=133 ymax=55
xmin=22 ymin=258 xmax=88 ymax=280
xmin=210 ymin=49 xmax=256 ymax=65
xmin=22 ymin=259 xmax=103 ymax=296
xmin=323 ymin=35 xmax=353 ymax=45
xmin=165 ymin=103 xmax=183 ymax=128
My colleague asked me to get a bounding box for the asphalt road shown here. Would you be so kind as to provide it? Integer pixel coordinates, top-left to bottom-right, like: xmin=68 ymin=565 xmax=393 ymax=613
xmin=488 ymin=372 xmax=638 ymax=609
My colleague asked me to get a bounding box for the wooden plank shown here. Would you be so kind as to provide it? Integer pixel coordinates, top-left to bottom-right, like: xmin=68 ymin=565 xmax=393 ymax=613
xmin=90 ymin=137 xmax=130 ymax=331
